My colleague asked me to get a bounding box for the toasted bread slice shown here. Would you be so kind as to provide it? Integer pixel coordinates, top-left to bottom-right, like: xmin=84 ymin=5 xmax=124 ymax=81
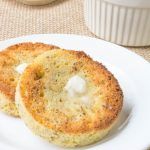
xmin=16 ymin=49 xmax=123 ymax=147
xmin=0 ymin=42 xmax=59 ymax=117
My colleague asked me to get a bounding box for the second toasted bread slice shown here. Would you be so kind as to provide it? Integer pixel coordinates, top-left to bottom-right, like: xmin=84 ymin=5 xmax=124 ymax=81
xmin=0 ymin=42 xmax=59 ymax=117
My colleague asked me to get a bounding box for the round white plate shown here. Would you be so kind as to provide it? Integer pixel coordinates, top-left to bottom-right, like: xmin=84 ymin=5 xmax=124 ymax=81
xmin=0 ymin=34 xmax=150 ymax=150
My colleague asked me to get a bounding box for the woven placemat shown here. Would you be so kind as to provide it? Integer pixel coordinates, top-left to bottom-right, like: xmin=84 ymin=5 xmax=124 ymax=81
xmin=0 ymin=0 xmax=150 ymax=62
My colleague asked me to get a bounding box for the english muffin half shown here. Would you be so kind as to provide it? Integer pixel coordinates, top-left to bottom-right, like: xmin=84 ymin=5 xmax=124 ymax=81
xmin=0 ymin=42 xmax=59 ymax=117
xmin=16 ymin=49 xmax=123 ymax=147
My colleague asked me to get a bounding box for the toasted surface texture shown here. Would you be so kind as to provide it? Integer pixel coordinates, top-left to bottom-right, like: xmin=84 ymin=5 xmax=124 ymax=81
xmin=0 ymin=42 xmax=58 ymax=117
xmin=16 ymin=49 xmax=123 ymax=147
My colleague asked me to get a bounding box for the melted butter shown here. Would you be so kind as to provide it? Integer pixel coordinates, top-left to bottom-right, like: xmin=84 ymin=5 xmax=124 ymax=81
xmin=15 ymin=63 xmax=28 ymax=74
xmin=64 ymin=75 xmax=90 ymax=106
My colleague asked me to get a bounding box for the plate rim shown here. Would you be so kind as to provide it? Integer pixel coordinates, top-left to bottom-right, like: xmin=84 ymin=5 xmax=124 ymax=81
xmin=0 ymin=34 xmax=150 ymax=150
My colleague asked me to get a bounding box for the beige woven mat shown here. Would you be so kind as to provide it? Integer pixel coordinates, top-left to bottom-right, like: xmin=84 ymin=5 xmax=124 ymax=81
xmin=0 ymin=0 xmax=150 ymax=62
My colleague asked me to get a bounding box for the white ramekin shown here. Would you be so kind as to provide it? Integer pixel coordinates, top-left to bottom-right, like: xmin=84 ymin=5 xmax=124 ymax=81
xmin=17 ymin=0 xmax=55 ymax=5
xmin=84 ymin=0 xmax=150 ymax=46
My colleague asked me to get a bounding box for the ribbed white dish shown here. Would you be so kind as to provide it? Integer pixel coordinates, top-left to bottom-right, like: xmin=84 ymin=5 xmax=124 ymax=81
xmin=84 ymin=0 xmax=150 ymax=46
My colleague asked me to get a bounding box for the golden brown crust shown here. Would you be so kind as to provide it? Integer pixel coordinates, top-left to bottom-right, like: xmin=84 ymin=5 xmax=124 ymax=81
xmin=19 ymin=49 xmax=123 ymax=133
xmin=0 ymin=42 xmax=59 ymax=116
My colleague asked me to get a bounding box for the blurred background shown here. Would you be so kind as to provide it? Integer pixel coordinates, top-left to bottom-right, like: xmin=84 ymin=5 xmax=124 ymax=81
xmin=0 ymin=0 xmax=150 ymax=61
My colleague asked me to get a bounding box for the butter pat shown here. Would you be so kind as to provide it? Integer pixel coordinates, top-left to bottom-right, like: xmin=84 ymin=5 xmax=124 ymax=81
xmin=65 ymin=75 xmax=87 ymax=97
xmin=15 ymin=63 xmax=28 ymax=74
xmin=81 ymin=96 xmax=89 ymax=105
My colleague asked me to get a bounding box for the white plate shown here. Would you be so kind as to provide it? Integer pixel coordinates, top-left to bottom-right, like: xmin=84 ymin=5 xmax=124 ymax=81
xmin=0 ymin=34 xmax=150 ymax=150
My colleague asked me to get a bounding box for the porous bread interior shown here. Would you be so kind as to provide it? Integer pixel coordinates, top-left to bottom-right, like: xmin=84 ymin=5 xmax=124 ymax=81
xmin=0 ymin=42 xmax=58 ymax=117
xmin=16 ymin=49 xmax=123 ymax=147
xmin=16 ymin=82 xmax=117 ymax=147
xmin=0 ymin=92 xmax=19 ymax=117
